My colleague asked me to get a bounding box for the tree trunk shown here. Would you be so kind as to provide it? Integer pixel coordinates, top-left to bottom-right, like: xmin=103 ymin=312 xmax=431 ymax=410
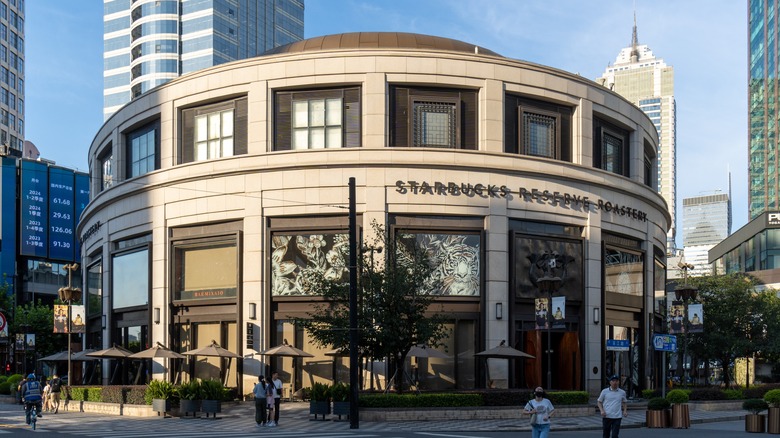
xmin=394 ymin=356 xmax=405 ymax=393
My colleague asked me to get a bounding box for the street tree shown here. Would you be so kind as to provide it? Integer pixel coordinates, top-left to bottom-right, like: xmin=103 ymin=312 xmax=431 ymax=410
xmin=686 ymin=273 xmax=780 ymax=388
xmin=294 ymin=222 xmax=448 ymax=392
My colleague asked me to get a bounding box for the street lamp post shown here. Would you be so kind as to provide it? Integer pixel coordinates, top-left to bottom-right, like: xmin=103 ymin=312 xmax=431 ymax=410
xmin=58 ymin=263 xmax=81 ymax=385
xmin=674 ymin=262 xmax=697 ymax=388
xmin=537 ymin=270 xmax=562 ymax=390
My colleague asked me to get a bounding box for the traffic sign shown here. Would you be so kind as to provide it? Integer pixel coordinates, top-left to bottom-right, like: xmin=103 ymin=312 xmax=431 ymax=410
xmin=0 ymin=312 xmax=6 ymax=332
xmin=653 ymin=334 xmax=677 ymax=352
xmin=606 ymin=339 xmax=630 ymax=351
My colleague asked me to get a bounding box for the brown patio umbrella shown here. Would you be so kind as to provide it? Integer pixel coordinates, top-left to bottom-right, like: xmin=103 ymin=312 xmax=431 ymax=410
xmin=86 ymin=344 xmax=134 ymax=358
xmin=475 ymin=340 xmax=535 ymax=359
xmin=72 ymin=349 xmax=99 ymax=361
xmin=130 ymin=342 xmax=186 ymax=359
xmin=408 ymin=345 xmax=449 ymax=359
xmin=260 ymin=343 xmax=314 ymax=358
xmin=182 ymin=340 xmax=240 ymax=386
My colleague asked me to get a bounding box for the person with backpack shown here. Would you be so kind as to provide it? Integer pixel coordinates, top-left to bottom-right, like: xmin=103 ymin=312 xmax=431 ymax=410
xmin=21 ymin=374 xmax=43 ymax=425
xmin=49 ymin=374 xmax=62 ymax=414
xmin=253 ymin=375 xmax=267 ymax=427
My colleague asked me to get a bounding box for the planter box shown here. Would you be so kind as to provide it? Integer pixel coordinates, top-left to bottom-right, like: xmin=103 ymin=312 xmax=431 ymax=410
xmin=201 ymin=400 xmax=221 ymax=419
xmin=152 ymin=399 xmax=171 ymax=416
xmin=671 ymin=404 xmax=690 ymax=429
xmin=180 ymin=399 xmax=201 ymax=418
xmin=333 ymin=401 xmax=350 ymax=420
xmin=646 ymin=409 xmax=669 ymax=428
xmin=310 ymin=400 xmax=331 ymax=420
xmin=746 ymin=414 xmax=767 ymax=433
xmin=770 ymin=407 xmax=780 ymax=434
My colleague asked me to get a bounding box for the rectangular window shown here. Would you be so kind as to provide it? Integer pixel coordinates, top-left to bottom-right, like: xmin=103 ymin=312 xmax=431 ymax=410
xmin=593 ymin=117 xmax=630 ymax=177
xmin=174 ymin=238 xmax=238 ymax=301
xmin=389 ymin=86 xmax=477 ymax=149
xmin=274 ymin=87 xmax=360 ymax=151
xmin=112 ymin=246 xmax=150 ymax=309
xmin=100 ymin=152 xmax=113 ymax=191
xmin=87 ymin=260 xmax=102 ymax=318
xmin=180 ymin=97 xmax=247 ymax=164
xmin=125 ymin=120 xmax=159 ymax=178
xmin=604 ymin=246 xmax=643 ymax=296
xmin=506 ymin=95 xmax=572 ymax=160
xmin=270 ymin=233 xmax=349 ymax=296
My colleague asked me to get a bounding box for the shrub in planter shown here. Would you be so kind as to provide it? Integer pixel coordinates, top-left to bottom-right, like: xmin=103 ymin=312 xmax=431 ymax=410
xmin=309 ymin=383 xmax=331 ymax=419
xmin=178 ymin=380 xmax=203 ymax=416
xmin=647 ymin=397 xmax=671 ymax=410
xmin=331 ymin=382 xmax=350 ymax=419
xmin=765 ymin=389 xmax=780 ymax=408
xmin=665 ymin=389 xmax=689 ymax=404
xmin=744 ymin=399 xmax=770 ymax=415
xmin=144 ymin=379 xmax=176 ymax=413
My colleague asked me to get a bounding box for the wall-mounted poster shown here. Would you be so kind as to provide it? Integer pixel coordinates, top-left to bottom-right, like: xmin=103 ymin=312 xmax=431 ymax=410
xmin=397 ymin=232 xmax=481 ymax=296
xmin=534 ymin=297 xmax=549 ymax=330
xmin=688 ymin=303 xmax=704 ymax=333
xmin=271 ymin=233 xmax=349 ymax=296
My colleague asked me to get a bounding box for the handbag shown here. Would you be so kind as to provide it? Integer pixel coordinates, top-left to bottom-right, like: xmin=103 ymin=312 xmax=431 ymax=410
xmin=530 ymin=412 xmax=538 ymax=425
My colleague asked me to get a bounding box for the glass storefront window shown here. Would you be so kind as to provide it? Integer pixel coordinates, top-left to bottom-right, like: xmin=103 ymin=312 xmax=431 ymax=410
xmin=604 ymin=247 xmax=643 ymax=296
xmin=87 ymin=261 xmax=102 ymax=317
xmin=396 ymin=232 xmax=481 ymax=296
xmin=653 ymin=258 xmax=666 ymax=315
xmin=271 ymin=233 xmax=349 ymax=296
xmin=112 ymin=248 xmax=149 ymax=309
xmin=174 ymin=241 xmax=237 ymax=301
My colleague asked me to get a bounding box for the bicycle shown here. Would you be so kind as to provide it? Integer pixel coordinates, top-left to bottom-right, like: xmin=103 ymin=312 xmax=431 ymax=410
xmin=25 ymin=402 xmax=40 ymax=430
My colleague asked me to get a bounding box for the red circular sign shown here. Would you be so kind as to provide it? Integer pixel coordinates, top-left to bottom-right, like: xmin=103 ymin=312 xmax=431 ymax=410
xmin=0 ymin=312 xmax=6 ymax=332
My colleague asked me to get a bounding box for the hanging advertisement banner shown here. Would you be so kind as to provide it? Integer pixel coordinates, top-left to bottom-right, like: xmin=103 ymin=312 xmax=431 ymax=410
xmin=688 ymin=303 xmax=704 ymax=333
xmin=70 ymin=305 xmax=86 ymax=334
xmin=669 ymin=300 xmax=685 ymax=334
xmin=25 ymin=334 xmax=35 ymax=350
xmin=534 ymin=297 xmax=549 ymax=330
xmin=53 ymin=304 xmax=68 ymax=333
xmin=551 ymin=295 xmax=566 ymax=329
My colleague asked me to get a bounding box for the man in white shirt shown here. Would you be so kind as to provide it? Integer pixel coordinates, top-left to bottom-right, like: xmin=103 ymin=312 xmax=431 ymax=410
xmin=272 ymin=372 xmax=283 ymax=425
xmin=597 ymin=375 xmax=627 ymax=438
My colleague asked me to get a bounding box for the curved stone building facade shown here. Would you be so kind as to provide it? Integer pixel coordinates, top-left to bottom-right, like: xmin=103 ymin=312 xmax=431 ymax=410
xmin=80 ymin=32 xmax=670 ymax=396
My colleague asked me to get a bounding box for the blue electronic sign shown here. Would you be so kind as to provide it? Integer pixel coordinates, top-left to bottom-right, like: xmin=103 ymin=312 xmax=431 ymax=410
xmin=48 ymin=167 xmax=76 ymax=261
xmin=19 ymin=160 xmax=49 ymax=258
xmin=74 ymin=173 xmax=90 ymax=258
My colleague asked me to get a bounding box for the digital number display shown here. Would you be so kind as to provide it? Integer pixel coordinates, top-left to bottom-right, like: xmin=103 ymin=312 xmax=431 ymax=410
xmin=19 ymin=160 xmax=48 ymax=257
xmin=48 ymin=167 xmax=76 ymax=261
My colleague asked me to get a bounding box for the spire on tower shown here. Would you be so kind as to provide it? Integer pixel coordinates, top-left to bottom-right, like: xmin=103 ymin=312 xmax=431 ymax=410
xmin=630 ymin=12 xmax=639 ymax=62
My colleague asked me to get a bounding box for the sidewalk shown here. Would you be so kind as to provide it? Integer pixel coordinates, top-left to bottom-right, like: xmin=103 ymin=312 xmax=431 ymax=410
xmin=220 ymin=401 xmax=746 ymax=432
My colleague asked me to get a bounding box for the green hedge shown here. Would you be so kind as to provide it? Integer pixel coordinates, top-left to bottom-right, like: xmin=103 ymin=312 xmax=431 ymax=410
xmin=67 ymin=386 xmax=103 ymax=402
xmin=688 ymin=388 xmax=726 ymax=401
xmin=481 ymin=390 xmax=532 ymax=406
xmin=547 ymin=391 xmax=589 ymax=405
xmin=360 ymin=393 xmax=482 ymax=408
xmin=744 ymin=383 xmax=780 ymax=400
xmin=0 ymin=381 xmax=10 ymax=395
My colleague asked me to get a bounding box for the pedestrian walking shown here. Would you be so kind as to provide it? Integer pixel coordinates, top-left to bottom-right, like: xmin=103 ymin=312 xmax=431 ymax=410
xmin=524 ymin=386 xmax=555 ymax=438
xmin=265 ymin=376 xmax=277 ymax=427
xmin=597 ymin=375 xmax=628 ymax=438
xmin=49 ymin=374 xmax=63 ymax=414
xmin=42 ymin=379 xmax=51 ymax=412
xmin=272 ymin=372 xmax=283 ymax=425
xmin=253 ymin=375 xmax=267 ymax=427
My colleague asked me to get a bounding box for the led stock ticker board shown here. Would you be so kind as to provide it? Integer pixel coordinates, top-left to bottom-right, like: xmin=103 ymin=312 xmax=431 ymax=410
xmin=19 ymin=160 xmax=89 ymax=261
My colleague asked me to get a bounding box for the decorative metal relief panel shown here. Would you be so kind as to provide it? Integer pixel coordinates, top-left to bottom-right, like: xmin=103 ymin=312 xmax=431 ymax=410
xmin=513 ymin=235 xmax=583 ymax=300
xmin=271 ymin=233 xmax=349 ymax=296
xmin=398 ymin=233 xmax=481 ymax=296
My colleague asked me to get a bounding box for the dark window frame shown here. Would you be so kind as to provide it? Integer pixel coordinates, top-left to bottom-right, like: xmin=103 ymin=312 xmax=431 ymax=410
xmin=519 ymin=104 xmax=562 ymax=159
xmin=593 ymin=117 xmax=630 ymax=177
xmin=409 ymin=95 xmax=461 ymax=148
xmin=124 ymin=119 xmax=160 ymax=178
xmin=180 ymin=96 xmax=248 ymax=164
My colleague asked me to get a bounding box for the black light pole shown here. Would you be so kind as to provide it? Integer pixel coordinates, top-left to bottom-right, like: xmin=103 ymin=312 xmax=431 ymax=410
xmin=348 ymin=177 xmax=359 ymax=429
xmin=59 ymin=263 xmax=81 ymax=385
xmin=537 ymin=275 xmax=561 ymax=390
xmin=674 ymin=262 xmax=696 ymax=388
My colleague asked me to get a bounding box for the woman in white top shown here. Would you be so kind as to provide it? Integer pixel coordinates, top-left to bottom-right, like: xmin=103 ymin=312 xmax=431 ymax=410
xmin=524 ymin=386 xmax=555 ymax=438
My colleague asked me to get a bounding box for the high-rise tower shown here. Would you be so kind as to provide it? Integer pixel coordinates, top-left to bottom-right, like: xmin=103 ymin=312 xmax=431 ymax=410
xmin=103 ymin=0 xmax=304 ymax=120
xmin=0 ymin=0 xmax=24 ymax=154
xmin=749 ymin=0 xmax=780 ymax=219
xmin=596 ymin=16 xmax=677 ymax=254
xmin=682 ymin=192 xmax=731 ymax=276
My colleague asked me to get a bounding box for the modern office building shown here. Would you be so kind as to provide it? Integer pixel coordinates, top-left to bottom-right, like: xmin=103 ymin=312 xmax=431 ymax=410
xmin=0 ymin=0 xmax=25 ymax=155
xmin=103 ymin=0 xmax=304 ymax=119
xmin=749 ymin=0 xmax=780 ymax=219
xmin=81 ymin=32 xmax=670 ymax=397
xmin=596 ymin=18 xmax=677 ymax=254
xmin=682 ymin=192 xmax=731 ymax=276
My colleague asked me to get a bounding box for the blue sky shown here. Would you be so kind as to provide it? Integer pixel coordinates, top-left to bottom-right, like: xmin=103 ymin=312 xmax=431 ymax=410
xmin=25 ymin=1 xmax=747 ymax=243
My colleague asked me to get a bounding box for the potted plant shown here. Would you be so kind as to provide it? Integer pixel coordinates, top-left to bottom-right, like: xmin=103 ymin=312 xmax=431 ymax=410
xmin=666 ymin=389 xmax=690 ymax=429
xmin=144 ymin=379 xmax=176 ymax=416
xmin=744 ymin=398 xmax=769 ymax=433
xmin=645 ymin=397 xmax=670 ymax=428
xmin=177 ymin=379 xmax=202 ymax=417
xmin=309 ymin=382 xmax=331 ymax=420
xmin=199 ymin=379 xmax=224 ymax=418
xmin=765 ymin=389 xmax=780 ymax=434
xmin=330 ymin=382 xmax=350 ymax=420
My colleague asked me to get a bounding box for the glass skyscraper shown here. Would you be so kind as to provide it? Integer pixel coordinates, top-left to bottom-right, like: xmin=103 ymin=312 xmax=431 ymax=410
xmin=596 ymin=18 xmax=677 ymax=254
xmin=682 ymin=192 xmax=731 ymax=275
xmin=103 ymin=0 xmax=304 ymax=120
xmin=0 ymin=0 xmax=24 ymax=154
xmin=749 ymin=0 xmax=780 ymax=219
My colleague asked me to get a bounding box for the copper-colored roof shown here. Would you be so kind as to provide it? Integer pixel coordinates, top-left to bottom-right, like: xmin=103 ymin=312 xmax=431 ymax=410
xmin=264 ymin=32 xmax=502 ymax=57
